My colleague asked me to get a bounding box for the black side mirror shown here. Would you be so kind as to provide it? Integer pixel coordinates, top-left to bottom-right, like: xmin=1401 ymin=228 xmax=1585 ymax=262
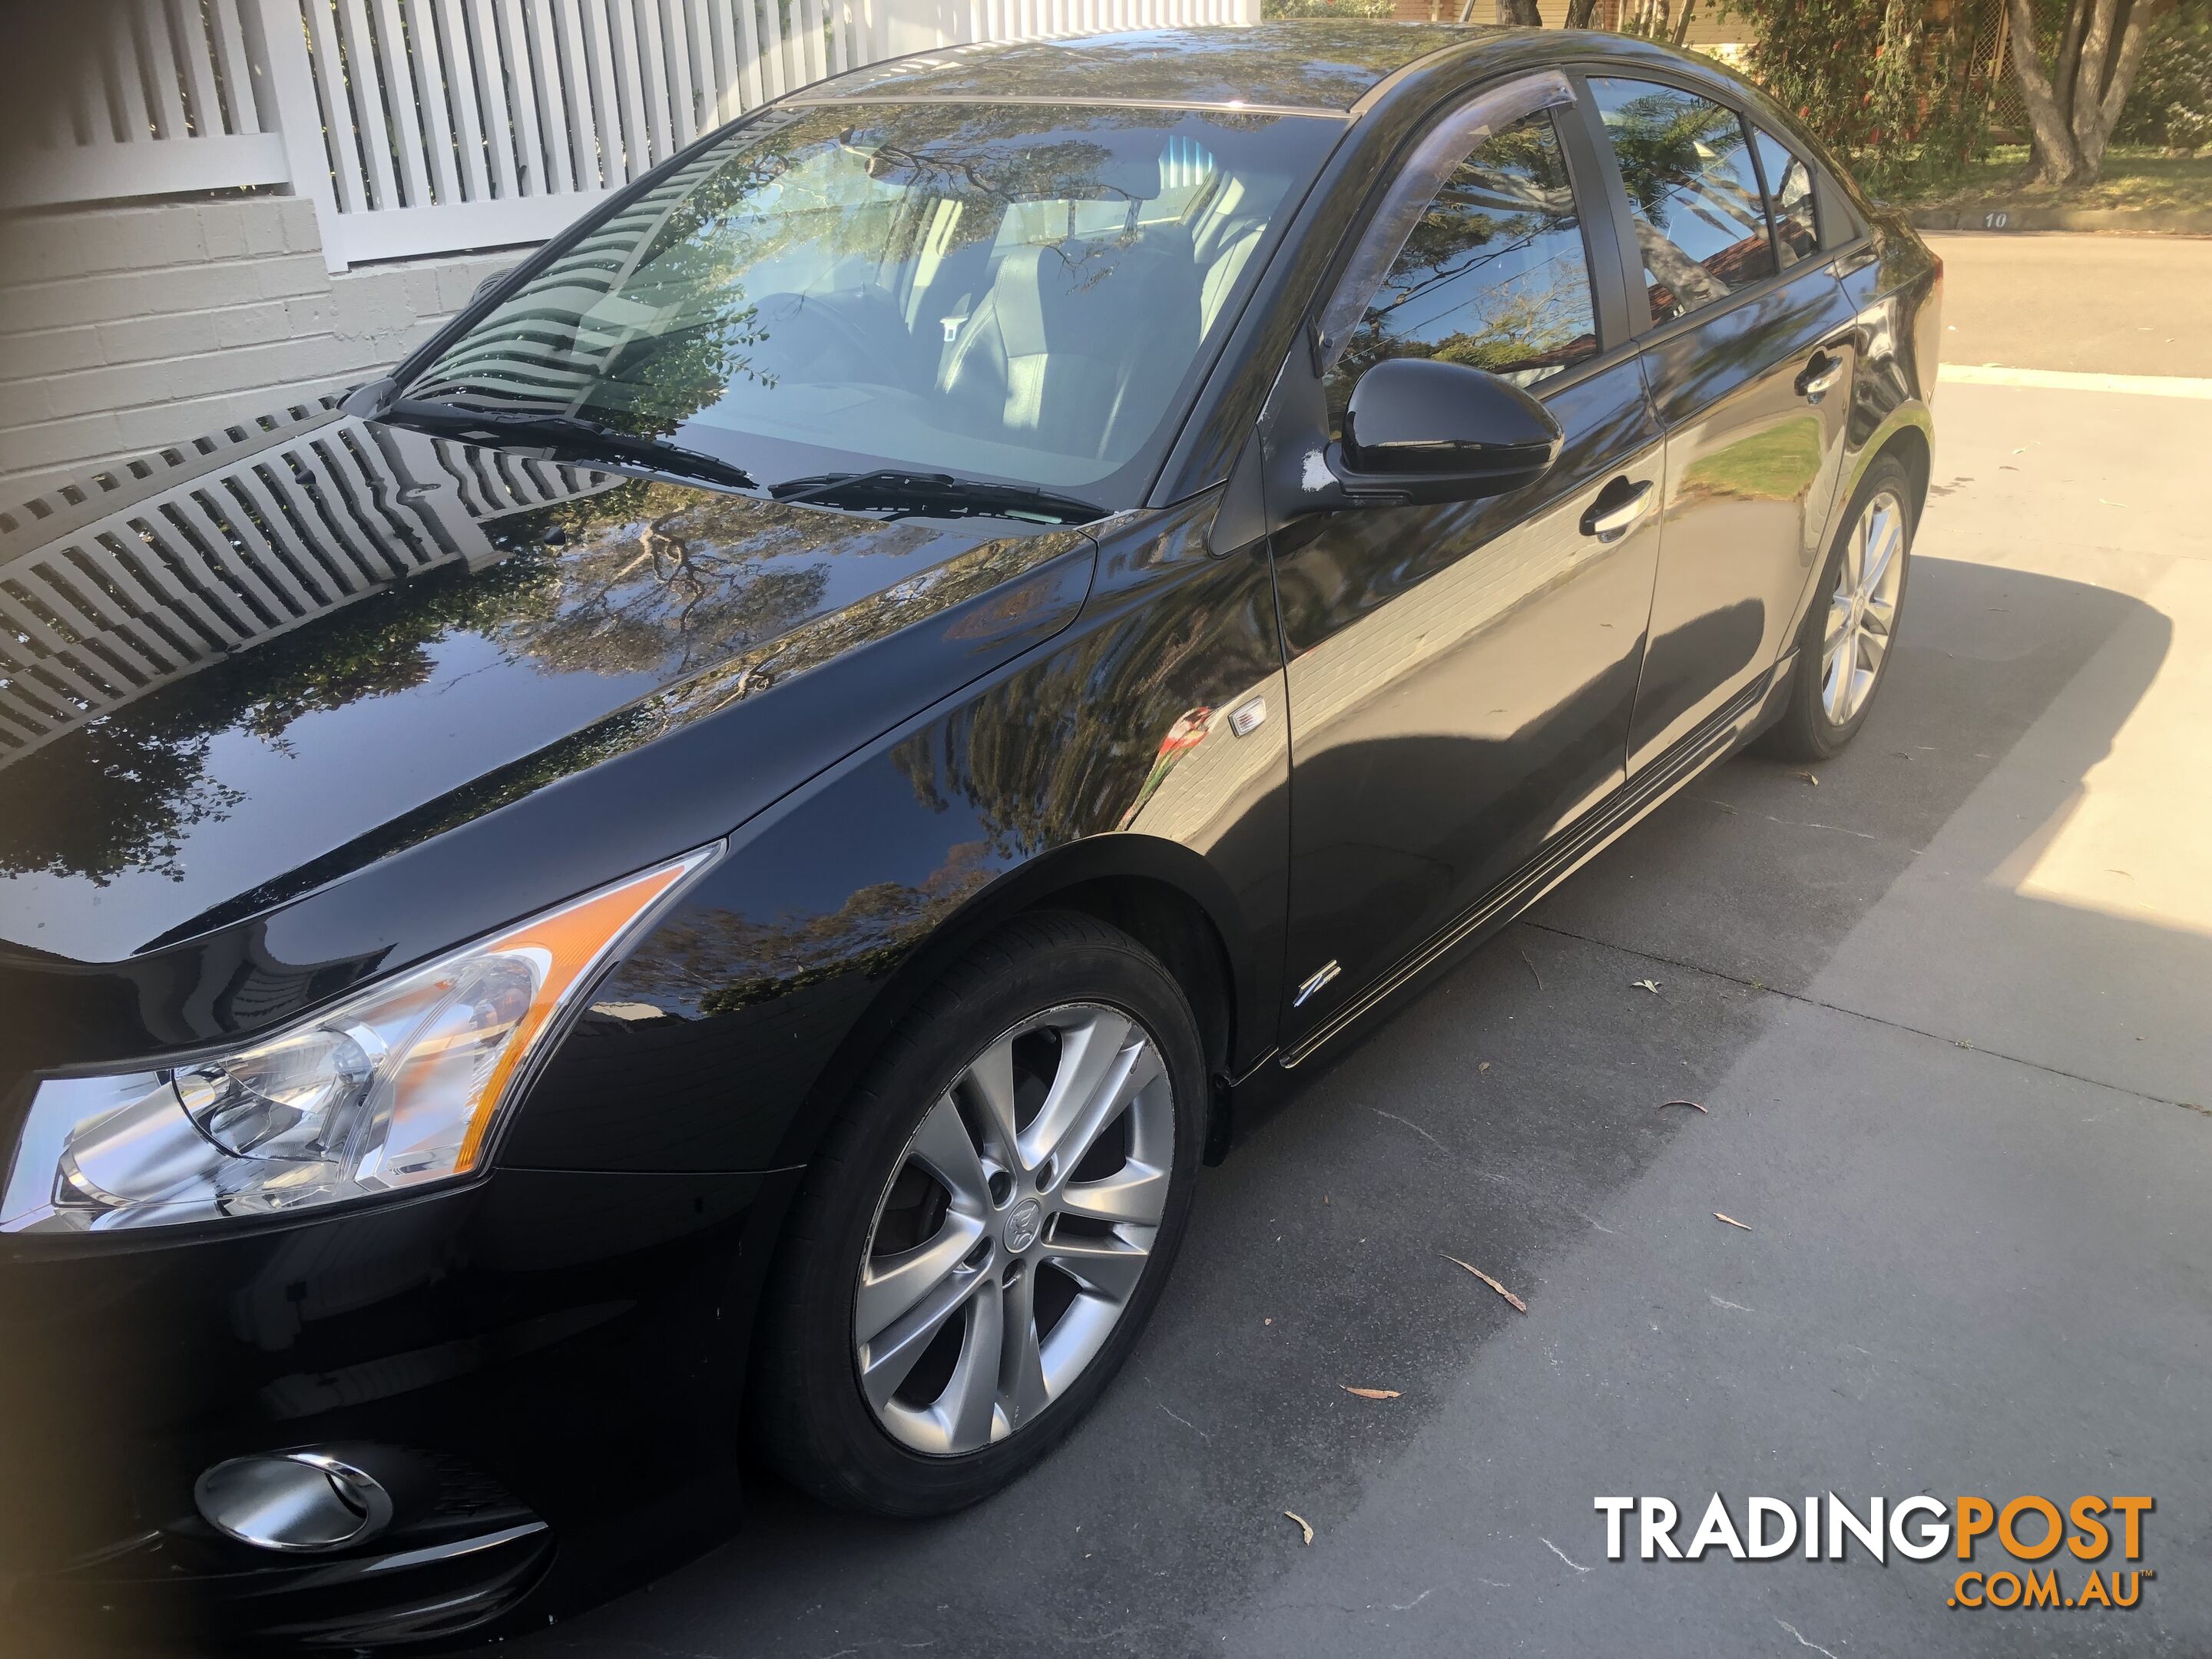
xmin=1330 ymin=357 xmax=1562 ymax=506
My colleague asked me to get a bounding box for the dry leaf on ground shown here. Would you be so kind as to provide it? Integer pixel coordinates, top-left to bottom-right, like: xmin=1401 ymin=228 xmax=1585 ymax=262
xmin=1633 ymin=979 xmax=1662 ymax=995
xmin=1342 ymin=1386 xmax=1401 ymax=1400
xmin=1440 ymin=1253 xmax=1528 ymax=1312
xmin=1658 ymin=1099 xmax=1708 ymax=1114
xmin=1284 ymin=1511 xmax=1314 ymax=1545
xmin=1793 ymin=771 xmax=1820 ymax=786
xmin=1714 ymin=1212 xmax=1753 ymax=1231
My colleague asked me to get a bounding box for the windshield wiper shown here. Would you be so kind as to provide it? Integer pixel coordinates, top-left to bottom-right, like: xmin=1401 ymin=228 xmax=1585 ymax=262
xmin=771 ymin=469 xmax=1104 ymax=526
xmin=373 ymin=398 xmax=757 ymax=492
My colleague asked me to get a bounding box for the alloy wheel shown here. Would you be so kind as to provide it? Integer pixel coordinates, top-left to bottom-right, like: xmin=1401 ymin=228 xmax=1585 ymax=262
xmin=853 ymin=1004 xmax=1174 ymax=1456
xmin=1821 ymin=488 xmax=1906 ymax=726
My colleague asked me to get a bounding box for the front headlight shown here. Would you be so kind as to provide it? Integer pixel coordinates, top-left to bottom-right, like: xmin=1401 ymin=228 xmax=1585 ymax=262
xmin=2 ymin=847 xmax=715 ymax=1235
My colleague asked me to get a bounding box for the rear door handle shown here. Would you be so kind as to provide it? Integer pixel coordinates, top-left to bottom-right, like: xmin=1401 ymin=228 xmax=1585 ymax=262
xmin=1796 ymin=351 xmax=1844 ymax=401
xmin=1581 ymin=477 xmax=1654 ymax=542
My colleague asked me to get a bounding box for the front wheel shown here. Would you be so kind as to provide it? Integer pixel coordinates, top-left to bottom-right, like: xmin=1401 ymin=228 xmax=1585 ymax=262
xmin=1761 ymin=454 xmax=1916 ymax=761
xmin=751 ymin=912 xmax=1205 ymax=1516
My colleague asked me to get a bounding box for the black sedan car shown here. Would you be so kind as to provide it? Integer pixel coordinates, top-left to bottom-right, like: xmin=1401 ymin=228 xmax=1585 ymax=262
xmin=0 ymin=22 xmax=1937 ymax=1649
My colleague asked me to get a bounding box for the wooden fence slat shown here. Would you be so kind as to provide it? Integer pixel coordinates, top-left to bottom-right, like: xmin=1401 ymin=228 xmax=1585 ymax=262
xmin=730 ymin=0 xmax=764 ymax=116
xmin=464 ymin=0 xmax=518 ymax=194
xmin=757 ymin=0 xmax=786 ymax=101
xmin=575 ymin=0 xmax=623 ymax=187
xmin=295 ymin=0 xmax=366 ymax=214
xmin=522 ymin=0 xmax=570 ymax=193
xmin=800 ymin=0 xmax=826 ymax=85
xmin=608 ymin=0 xmax=656 ymax=177
xmin=369 ymin=0 xmax=434 ymax=205
xmin=170 ymin=0 xmax=227 ymax=136
xmin=407 ymin=0 xmax=465 ymax=204
xmin=209 ymin=0 xmax=263 ymax=132
xmin=105 ymin=11 xmax=154 ymax=141
xmin=635 ymin=0 xmax=674 ymax=163
xmin=336 ymin=0 xmax=402 ymax=208
xmin=551 ymin=0 xmax=600 ymax=189
xmin=438 ymin=0 xmax=493 ymax=197
xmin=137 ymin=2 xmax=193 ymax=139
xmin=661 ymin=0 xmax=698 ymax=142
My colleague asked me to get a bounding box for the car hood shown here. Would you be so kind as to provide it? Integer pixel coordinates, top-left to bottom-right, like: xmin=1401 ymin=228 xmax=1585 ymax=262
xmin=0 ymin=405 xmax=1095 ymax=969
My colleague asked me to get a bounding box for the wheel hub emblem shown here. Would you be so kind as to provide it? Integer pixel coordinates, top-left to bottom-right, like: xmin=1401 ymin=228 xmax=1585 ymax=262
xmin=1005 ymin=1198 xmax=1044 ymax=1253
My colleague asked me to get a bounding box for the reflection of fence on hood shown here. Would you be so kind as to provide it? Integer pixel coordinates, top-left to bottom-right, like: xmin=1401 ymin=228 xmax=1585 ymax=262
xmin=0 ymin=399 xmax=619 ymax=768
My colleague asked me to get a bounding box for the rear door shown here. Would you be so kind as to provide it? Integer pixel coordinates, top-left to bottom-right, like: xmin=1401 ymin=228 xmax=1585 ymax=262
xmin=1579 ymin=76 xmax=1859 ymax=769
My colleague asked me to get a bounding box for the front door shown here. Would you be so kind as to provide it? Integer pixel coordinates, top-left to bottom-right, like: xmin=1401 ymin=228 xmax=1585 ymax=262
xmin=1270 ymin=94 xmax=1663 ymax=1048
xmin=1581 ymin=77 xmax=1860 ymax=768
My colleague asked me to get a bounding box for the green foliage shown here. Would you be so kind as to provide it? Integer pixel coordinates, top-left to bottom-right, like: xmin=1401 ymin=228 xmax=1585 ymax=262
xmin=1721 ymin=0 xmax=1998 ymax=189
xmin=2117 ymin=0 xmax=2212 ymax=151
xmin=1262 ymin=0 xmax=1393 ymax=17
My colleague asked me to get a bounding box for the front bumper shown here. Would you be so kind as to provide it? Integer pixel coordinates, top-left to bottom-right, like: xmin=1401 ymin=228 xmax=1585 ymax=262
xmin=0 ymin=1164 xmax=799 ymax=1651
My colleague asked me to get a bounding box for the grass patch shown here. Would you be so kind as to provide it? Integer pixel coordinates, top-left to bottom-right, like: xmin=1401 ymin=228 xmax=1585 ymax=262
xmin=1882 ymin=144 xmax=2212 ymax=212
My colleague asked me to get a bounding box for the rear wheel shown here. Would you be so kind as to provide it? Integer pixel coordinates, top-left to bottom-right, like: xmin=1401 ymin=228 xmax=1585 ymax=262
xmin=1761 ymin=454 xmax=1915 ymax=761
xmin=752 ymin=912 xmax=1204 ymax=1516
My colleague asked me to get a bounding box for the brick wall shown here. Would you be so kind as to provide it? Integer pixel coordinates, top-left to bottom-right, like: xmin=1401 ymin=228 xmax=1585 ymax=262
xmin=0 ymin=196 xmax=518 ymax=508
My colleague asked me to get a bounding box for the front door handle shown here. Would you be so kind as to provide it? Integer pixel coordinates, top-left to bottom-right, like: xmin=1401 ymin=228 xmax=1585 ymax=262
xmin=1581 ymin=477 xmax=1654 ymax=543
xmin=1796 ymin=350 xmax=1844 ymax=401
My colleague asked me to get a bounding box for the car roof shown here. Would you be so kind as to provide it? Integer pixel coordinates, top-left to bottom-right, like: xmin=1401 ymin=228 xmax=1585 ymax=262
xmin=789 ymin=22 xmax=1499 ymax=117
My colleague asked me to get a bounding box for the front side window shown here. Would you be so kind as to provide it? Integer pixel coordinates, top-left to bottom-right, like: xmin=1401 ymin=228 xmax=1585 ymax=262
xmin=1751 ymin=127 xmax=1820 ymax=267
xmin=1590 ymin=78 xmax=1774 ymax=324
xmin=401 ymin=105 xmax=1337 ymax=502
xmin=1325 ymin=110 xmax=1598 ymax=421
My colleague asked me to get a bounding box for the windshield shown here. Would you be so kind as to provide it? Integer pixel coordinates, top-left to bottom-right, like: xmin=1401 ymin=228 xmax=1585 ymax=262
xmin=401 ymin=103 xmax=1339 ymax=505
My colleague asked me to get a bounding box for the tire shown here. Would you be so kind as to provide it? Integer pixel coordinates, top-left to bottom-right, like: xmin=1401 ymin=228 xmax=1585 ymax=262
xmin=1760 ymin=453 xmax=1916 ymax=762
xmin=750 ymin=911 xmax=1206 ymax=1517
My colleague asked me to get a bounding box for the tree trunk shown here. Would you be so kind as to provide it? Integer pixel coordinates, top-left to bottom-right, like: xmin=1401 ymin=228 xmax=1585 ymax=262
xmin=1561 ymin=0 xmax=1601 ymax=25
xmin=1496 ymin=0 xmax=1543 ymax=23
xmin=2005 ymin=0 xmax=2173 ymax=184
xmin=1671 ymin=0 xmax=1697 ymax=45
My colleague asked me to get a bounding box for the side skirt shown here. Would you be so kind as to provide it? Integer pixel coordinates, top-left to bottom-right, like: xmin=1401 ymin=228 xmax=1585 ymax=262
xmin=1277 ymin=664 xmax=1786 ymax=1072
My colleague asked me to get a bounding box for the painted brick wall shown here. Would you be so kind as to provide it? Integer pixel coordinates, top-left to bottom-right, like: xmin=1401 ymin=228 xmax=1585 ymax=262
xmin=0 ymin=196 xmax=518 ymax=508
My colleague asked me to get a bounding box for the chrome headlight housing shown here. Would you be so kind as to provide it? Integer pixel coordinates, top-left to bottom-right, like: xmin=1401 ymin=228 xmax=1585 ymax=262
xmin=2 ymin=847 xmax=714 ymax=1235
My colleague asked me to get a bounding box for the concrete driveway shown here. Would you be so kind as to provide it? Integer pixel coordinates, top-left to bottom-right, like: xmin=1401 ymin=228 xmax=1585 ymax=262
xmin=508 ymin=235 xmax=2212 ymax=1659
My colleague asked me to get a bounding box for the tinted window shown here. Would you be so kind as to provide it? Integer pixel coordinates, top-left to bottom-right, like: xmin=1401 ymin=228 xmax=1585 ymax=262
xmin=1327 ymin=111 xmax=1598 ymax=419
xmin=1590 ymin=79 xmax=1774 ymax=324
xmin=404 ymin=106 xmax=1336 ymax=501
xmin=1751 ymin=127 xmax=1820 ymax=267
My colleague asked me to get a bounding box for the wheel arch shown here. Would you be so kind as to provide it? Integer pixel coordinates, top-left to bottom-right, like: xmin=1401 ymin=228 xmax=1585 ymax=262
xmin=770 ymin=835 xmax=1260 ymax=1183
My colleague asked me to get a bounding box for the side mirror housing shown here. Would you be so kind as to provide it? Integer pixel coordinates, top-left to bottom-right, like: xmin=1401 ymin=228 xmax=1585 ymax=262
xmin=1333 ymin=357 xmax=1562 ymax=506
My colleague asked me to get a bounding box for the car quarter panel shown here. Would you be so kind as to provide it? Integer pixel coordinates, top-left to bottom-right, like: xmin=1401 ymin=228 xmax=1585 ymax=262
xmin=502 ymin=495 xmax=1291 ymax=1174
xmin=1832 ymin=208 xmax=1943 ymax=506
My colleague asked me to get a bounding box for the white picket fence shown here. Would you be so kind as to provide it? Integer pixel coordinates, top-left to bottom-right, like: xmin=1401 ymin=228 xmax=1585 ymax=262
xmin=5 ymin=0 xmax=1254 ymax=273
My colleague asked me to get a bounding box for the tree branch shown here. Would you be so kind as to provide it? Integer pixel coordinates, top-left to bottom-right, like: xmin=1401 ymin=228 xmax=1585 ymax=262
xmin=2069 ymin=0 xmax=2127 ymax=155
xmin=2052 ymin=0 xmax=2092 ymax=131
xmin=2005 ymin=0 xmax=2082 ymax=182
xmin=2081 ymin=0 xmax=2172 ymax=174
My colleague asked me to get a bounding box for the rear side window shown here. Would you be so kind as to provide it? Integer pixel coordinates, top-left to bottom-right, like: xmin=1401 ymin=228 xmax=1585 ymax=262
xmin=1326 ymin=109 xmax=1599 ymax=418
xmin=1751 ymin=127 xmax=1820 ymax=267
xmin=1589 ymin=78 xmax=1774 ymax=324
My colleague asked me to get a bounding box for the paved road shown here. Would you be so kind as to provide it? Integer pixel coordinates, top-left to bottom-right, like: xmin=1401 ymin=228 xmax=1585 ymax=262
xmin=1926 ymin=230 xmax=2212 ymax=377
xmin=507 ymin=250 xmax=2212 ymax=1658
